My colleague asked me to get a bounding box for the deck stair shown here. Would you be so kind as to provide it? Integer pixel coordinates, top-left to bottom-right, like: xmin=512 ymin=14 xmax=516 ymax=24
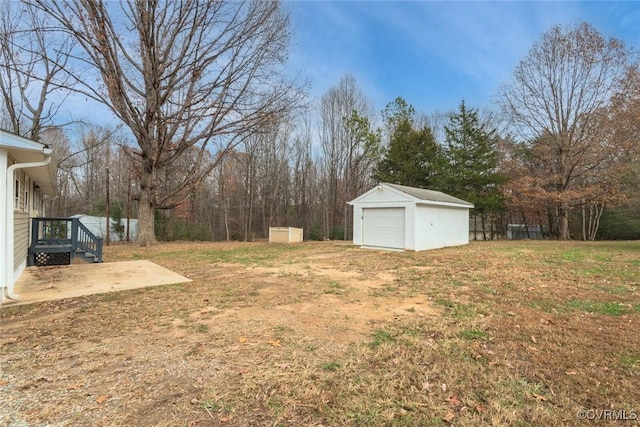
xmin=28 ymin=217 xmax=103 ymax=266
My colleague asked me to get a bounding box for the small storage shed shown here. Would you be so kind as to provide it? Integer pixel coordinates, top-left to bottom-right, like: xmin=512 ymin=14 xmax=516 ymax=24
xmin=348 ymin=183 xmax=474 ymax=251
xmin=269 ymin=227 xmax=303 ymax=243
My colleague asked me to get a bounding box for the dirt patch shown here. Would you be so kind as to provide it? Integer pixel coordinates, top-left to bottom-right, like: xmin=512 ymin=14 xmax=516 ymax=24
xmin=1 ymin=240 xmax=639 ymax=426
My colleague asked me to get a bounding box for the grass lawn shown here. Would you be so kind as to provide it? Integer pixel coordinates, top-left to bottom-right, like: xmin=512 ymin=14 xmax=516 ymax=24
xmin=1 ymin=240 xmax=639 ymax=426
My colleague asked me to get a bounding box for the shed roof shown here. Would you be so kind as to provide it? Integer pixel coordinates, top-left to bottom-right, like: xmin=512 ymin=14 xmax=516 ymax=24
xmin=348 ymin=182 xmax=474 ymax=208
xmin=385 ymin=183 xmax=474 ymax=207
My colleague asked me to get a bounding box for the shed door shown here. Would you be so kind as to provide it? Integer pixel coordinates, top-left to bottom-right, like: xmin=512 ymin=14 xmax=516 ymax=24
xmin=362 ymin=207 xmax=405 ymax=249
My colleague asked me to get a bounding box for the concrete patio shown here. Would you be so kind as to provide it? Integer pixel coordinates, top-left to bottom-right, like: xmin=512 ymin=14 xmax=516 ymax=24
xmin=3 ymin=260 xmax=192 ymax=306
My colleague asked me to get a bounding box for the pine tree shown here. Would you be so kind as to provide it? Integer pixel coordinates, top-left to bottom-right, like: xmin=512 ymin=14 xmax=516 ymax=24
xmin=443 ymin=101 xmax=506 ymax=238
xmin=374 ymin=98 xmax=442 ymax=187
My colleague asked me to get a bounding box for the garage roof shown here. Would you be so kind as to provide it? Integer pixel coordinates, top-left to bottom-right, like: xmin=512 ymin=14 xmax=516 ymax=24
xmin=385 ymin=183 xmax=474 ymax=207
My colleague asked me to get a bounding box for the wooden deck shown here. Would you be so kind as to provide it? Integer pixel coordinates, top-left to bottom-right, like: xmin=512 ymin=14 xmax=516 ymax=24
xmin=29 ymin=218 xmax=103 ymax=266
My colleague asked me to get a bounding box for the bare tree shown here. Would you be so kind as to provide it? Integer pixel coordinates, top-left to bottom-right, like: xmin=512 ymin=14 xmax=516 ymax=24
xmin=499 ymin=23 xmax=634 ymax=239
xmin=0 ymin=2 xmax=75 ymax=139
xmin=30 ymin=0 xmax=303 ymax=245
xmin=319 ymin=74 xmax=373 ymax=239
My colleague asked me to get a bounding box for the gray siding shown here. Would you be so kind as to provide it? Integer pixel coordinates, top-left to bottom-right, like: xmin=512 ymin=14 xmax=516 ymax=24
xmin=14 ymin=212 xmax=29 ymax=270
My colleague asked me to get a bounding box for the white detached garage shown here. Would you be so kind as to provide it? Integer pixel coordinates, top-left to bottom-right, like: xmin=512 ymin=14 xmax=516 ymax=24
xmin=348 ymin=183 xmax=474 ymax=251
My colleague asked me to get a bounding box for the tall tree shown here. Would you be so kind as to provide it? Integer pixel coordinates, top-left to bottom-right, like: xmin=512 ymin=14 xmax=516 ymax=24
xmin=0 ymin=1 xmax=75 ymax=139
xmin=442 ymin=101 xmax=506 ymax=239
xmin=499 ymin=22 xmax=633 ymax=239
xmin=374 ymin=97 xmax=441 ymax=188
xmin=31 ymin=0 xmax=302 ymax=245
xmin=318 ymin=74 xmax=373 ymax=239
xmin=342 ymin=109 xmax=381 ymax=239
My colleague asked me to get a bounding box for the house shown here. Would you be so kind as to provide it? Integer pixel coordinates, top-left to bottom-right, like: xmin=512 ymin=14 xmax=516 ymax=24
xmin=1 ymin=129 xmax=56 ymax=300
xmin=348 ymin=182 xmax=474 ymax=251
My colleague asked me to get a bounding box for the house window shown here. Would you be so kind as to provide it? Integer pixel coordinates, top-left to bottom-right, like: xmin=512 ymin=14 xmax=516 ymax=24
xmin=33 ymin=183 xmax=38 ymax=210
xmin=14 ymin=176 xmax=20 ymax=209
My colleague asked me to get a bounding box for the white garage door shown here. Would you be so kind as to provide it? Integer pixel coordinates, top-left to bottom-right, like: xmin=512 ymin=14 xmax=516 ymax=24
xmin=362 ymin=207 xmax=405 ymax=249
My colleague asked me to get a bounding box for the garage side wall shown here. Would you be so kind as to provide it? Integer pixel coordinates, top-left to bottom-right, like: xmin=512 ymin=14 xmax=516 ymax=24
xmin=415 ymin=204 xmax=470 ymax=250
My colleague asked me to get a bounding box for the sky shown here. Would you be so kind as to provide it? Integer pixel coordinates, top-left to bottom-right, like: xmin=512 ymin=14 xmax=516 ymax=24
xmin=286 ymin=1 xmax=640 ymax=116
xmin=50 ymin=1 xmax=640 ymax=129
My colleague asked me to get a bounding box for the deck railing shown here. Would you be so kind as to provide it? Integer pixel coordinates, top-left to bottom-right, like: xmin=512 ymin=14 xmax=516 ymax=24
xmin=29 ymin=217 xmax=103 ymax=266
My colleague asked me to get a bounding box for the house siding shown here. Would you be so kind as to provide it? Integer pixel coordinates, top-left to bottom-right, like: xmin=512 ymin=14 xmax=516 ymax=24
xmin=1 ymin=130 xmax=56 ymax=296
xmin=14 ymin=211 xmax=29 ymax=272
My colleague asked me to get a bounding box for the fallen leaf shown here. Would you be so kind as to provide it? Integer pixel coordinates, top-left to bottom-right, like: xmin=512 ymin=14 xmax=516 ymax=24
xmin=96 ymin=395 xmax=108 ymax=404
xmin=443 ymin=411 xmax=456 ymax=422
xmin=447 ymin=395 xmax=462 ymax=406
xmin=66 ymin=382 xmax=84 ymax=390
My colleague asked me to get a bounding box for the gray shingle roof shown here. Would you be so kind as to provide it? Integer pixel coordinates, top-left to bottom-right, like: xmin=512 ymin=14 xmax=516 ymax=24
xmin=384 ymin=183 xmax=474 ymax=207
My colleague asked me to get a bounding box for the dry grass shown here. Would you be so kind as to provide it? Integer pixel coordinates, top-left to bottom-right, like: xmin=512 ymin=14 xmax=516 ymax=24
xmin=1 ymin=240 xmax=640 ymax=426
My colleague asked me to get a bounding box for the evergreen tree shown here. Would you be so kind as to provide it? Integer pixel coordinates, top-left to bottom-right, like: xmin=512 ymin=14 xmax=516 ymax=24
xmin=374 ymin=98 xmax=442 ymax=187
xmin=443 ymin=101 xmax=506 ymax=237
xmin=110 ymin=203 xmax=125 ymax=241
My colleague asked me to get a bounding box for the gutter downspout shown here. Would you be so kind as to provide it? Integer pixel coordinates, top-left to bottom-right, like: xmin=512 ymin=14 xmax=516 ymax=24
xmin=1 ymin=148 xmax=53 ymax=301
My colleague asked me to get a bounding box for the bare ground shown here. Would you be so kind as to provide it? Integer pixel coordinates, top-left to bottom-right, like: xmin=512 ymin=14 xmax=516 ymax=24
xmin=1 ymin=240 xmax=639 ymax=426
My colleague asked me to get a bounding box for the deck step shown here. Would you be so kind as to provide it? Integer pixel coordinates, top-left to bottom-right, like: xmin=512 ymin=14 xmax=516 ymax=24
xmin=75 ymin=250 xmax=101 ymax=264
xmin=29 ymin=218 xmax=104 ymax=266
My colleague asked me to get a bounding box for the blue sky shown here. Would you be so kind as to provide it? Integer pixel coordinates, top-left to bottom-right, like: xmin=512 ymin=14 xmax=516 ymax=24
xmin=53 ymin=1 xmax=640 ymax=129
xmin=287 ymin=1 xmax=640 ymax=116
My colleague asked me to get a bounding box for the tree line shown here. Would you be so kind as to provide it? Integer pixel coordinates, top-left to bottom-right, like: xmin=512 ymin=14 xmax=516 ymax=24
xmin=1 ymin=1 xmax=639 ymax=242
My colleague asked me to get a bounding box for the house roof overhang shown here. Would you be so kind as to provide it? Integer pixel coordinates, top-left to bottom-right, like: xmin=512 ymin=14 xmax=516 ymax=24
xmin=0 ymin=130 xmax=57 ymax=195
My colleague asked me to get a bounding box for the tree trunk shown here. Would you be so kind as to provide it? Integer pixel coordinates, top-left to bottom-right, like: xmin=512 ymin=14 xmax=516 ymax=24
xmin=136 ymin=166 xmax=157 ymax=246
xmin=136 ymin=191 xmax=157 ymax=246
xmin=224 ymin=197 xmax=230 ymax=242
xmin=558 ymin=205 xmax=570 ymax=240
xmin=581 ymin=203 xmax=586 ymax=241
xmin=588 ymin=204 xmax=604 ymax=241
